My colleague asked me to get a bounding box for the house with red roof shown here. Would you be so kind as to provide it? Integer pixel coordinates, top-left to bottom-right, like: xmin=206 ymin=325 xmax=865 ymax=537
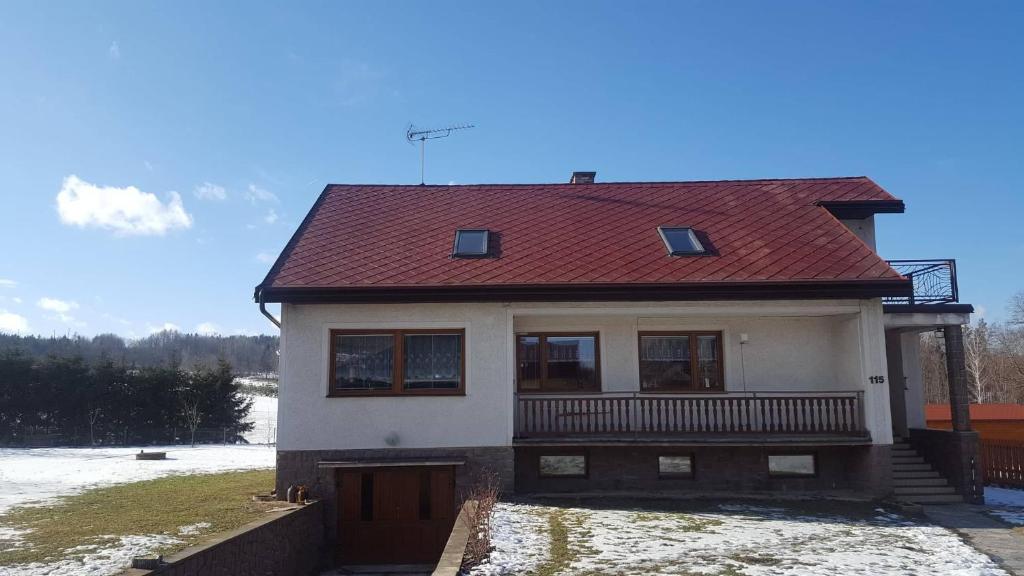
xmin=256 ymin=172 xmax=980 ymax=566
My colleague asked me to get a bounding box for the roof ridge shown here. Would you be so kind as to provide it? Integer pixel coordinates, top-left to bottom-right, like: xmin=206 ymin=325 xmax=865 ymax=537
xmin=324 ymin=176 xmax=872 ymax=188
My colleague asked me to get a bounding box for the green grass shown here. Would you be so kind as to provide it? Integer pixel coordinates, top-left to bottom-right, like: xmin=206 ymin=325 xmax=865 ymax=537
xmin=0 ymin=469 xmax=275 ymax=566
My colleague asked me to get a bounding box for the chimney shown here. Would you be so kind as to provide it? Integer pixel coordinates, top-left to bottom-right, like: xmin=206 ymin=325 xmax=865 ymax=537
xmin=570 ymin=171 xmax=596 ymax=184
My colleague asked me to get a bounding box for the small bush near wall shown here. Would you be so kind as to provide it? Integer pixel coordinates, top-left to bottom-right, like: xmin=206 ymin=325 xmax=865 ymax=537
xmin=461 ymin=471 xmax=500 ymax=570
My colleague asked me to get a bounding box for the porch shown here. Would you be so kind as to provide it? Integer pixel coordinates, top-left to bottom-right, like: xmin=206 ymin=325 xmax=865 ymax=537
xmin=513 ymin=391 xmax=869 ymax=444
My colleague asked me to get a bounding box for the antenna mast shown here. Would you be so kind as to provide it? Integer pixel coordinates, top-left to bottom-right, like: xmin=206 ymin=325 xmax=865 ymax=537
xmin=406 ymin=123 xmax=475 ymax=185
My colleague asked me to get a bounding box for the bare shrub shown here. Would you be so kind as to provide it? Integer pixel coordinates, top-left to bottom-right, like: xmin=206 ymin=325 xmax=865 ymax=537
xmin=460 ymin=469 xmax=500 ymax=570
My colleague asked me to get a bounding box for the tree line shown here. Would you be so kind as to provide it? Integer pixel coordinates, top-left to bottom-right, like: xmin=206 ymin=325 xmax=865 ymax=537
xmin=0 ymin=330 xmax=279 ymax=374
xmin=0 ymin=352 xmax=254 ymax=447
xmin=924 ymin=291 xmax=1024 ymax=404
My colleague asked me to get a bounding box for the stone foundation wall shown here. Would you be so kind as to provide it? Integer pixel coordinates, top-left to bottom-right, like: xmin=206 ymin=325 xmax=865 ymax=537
xmin=120 ymin=501 xmax=323 ymax=576
xmin=908 ymin=428 xmax=983 ymax=503
xmin=514 ymin=444 xmax=892 ymax=498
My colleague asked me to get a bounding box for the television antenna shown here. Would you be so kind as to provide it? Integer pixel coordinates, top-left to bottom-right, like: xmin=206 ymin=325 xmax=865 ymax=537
xmin=406 ymin=123 xmax=475 ymax=185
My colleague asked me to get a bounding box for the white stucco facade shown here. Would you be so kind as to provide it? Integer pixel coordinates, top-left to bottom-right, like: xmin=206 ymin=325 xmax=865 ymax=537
xmin=277 ymin=298 xmax=895 ymax=451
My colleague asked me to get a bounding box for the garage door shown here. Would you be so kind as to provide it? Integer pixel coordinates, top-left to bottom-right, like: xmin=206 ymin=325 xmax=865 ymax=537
xmin=337 ymin=466 xmax=456 ymax=565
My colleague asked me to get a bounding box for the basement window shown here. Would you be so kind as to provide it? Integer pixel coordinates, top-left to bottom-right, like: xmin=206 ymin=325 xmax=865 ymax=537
xmin=658 ymin=227 xmax=705 ymax=256
xmin=658 ymin=455 xmax=694 ymax=479
xmin=768 ymin=454 xmax=817 ymax=477
xmin=452 ymin=229 xmax=489 ymax=257
xmin=539 ymin=455 xmax=587 ymax=478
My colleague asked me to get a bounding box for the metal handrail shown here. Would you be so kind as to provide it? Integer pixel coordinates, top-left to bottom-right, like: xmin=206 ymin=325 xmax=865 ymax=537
xmin=884 ymin=259 xmax=959 ymax=305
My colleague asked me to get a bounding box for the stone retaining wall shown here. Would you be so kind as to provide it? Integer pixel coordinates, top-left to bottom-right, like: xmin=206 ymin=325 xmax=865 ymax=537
xmin=120 ymin=500 xmax=324 ymax=576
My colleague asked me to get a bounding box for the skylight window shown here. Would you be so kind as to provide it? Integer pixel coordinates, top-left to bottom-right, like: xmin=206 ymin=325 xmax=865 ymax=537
xmin=452 ymin=229 xmax=489 ymax=257
xmin=658 ymin=227 xmax=705 ymax=256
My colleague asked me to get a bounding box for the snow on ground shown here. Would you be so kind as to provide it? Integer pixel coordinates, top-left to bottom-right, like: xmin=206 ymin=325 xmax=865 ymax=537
xmin=0 ymin=533 xmax=182 ymax=576
xmin=0 ymin=444 xmax=274 ymax=516
xmin=242 ymin=394 xmax=278 ymax=445
xmin=985 ymin=486 xmax=1024 ymax=526
xmin=470 ymin=500 xmax=1008 ymax=576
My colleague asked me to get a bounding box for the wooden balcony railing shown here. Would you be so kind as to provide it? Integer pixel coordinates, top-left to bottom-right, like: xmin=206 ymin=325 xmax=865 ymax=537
xmin=514 ymin=391 xmax=867 ymax=439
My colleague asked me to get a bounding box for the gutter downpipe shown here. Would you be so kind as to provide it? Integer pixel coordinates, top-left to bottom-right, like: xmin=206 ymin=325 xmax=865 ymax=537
xmin=257 ymin=286 xmax=281 ymax=329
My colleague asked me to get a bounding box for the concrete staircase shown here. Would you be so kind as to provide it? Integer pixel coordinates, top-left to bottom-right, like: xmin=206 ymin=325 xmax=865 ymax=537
xmin=892 ymin=437 xmax=963 ymax=504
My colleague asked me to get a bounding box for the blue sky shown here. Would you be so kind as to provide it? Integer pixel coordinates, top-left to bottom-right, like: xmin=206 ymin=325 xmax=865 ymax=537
xmin=0 ymin=1 xmax=1022 ymax=338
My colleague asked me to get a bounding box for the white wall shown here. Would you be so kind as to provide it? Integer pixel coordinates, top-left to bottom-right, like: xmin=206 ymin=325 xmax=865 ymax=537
xmin=278 ymin=302 xmax=512 ymax=451
xmin=839 ymin=216 xmax=876 ymax=250
xmin=278 ymin=299 xmax=893 ymax=450
xmin=901 ymin=331 xmax=926 ymax=430
xmin=513 ymin=313 xmax=864 ymax=394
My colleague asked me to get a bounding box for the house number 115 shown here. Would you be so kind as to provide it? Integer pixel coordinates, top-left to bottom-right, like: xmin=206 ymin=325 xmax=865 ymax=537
xmin=869 ymin=376 xmax=886 ymax=384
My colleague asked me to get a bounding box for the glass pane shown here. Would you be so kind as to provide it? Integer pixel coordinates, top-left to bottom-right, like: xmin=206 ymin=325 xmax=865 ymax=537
xmin=658 ymin=455 xmax=693 ymax=477
xmin=544 ymin=336 xmax=597 ymax=391
xmin=517 ymin=336 xmax=541 ymax=390
xmin=640 ymin=335 xmax=691 ymax=390
xmin=696 ymin=335 xmax=721 ymax=390
xmin=661 ymin=227 xmax=704 ymax=254
xmin=334 ymin=334 xmax=393 ymax=390
xmin=403 ymin=334 xmax=461 ymax=389
xmin=768 ymin=454 xmax=816 ymax=476
xmin=539 ymin=455 xmax=586 ymax=477
xmin=454 ymin=230 xmax=488 ymax=255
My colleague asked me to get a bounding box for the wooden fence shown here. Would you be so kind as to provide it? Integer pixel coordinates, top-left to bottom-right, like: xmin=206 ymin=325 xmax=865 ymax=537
xmin=981 ymin=440 xmax=1024 ymax=488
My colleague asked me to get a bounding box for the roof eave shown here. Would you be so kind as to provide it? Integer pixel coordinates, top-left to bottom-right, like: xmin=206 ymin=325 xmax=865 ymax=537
xmin=259 ymin=278 xmax=913 ymax=304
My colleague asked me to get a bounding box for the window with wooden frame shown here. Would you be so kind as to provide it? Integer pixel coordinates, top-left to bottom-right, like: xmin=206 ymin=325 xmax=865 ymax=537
xmin=516 ymin=333 xmax=600 ymax=393
xmin=638 ymin=331 xmax=723 ymax=392
xmin=328 ymin=329 xmax=465 ymax=396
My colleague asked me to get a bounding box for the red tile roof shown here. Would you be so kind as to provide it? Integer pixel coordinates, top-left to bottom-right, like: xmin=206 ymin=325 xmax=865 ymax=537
xmin=926 ymin=404 xmax=1024 ymax=422
xmin=258 ymin=176 xmax=911 ymax=302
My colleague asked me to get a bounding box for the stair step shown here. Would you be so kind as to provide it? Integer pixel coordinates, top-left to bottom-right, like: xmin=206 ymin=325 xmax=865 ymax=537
xmin=897 ymin=494 xmax=964 ymax=504
xmin=894 ymin=477 xmax=948 ymax=487
xmin=893 ymin=470 xmax=941 ymax=479
xmin=893 ymin=442 xmax=911 ymax=449
xmin=893 ymin=463 xmax=932 ymax=472
xmin=891 ymin=456 xmax=925 ymax=464
xmin=895 ymin=486 xmax=956 ymax=495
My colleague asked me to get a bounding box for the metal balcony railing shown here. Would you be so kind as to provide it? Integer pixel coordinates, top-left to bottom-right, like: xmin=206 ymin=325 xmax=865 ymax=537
xmin=514 ymin=391 xmax=867 ymax=439
xmin=884 ymin=259 xmax=959 ymax=305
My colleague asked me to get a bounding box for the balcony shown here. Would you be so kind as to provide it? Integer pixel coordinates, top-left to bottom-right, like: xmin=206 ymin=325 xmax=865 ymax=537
xmin=884 ymin=259 xmax=959 ymax=306
xmin=514 ymin=391 xmax=868 ymax=444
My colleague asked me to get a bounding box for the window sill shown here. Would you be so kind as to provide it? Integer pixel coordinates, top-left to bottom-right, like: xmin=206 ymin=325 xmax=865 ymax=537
xmin=327 ymin=389 xmax=465 ymax=398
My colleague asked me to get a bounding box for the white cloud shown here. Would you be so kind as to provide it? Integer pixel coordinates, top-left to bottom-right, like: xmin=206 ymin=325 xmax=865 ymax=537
xmin=144 ymin=160 xmax=155 ymax=171
xmin=0 ymin=279 xmax=15 ymax=288
xmin=0 ymin=310 xmax=28 ymax=334
xmin=264 ymin=209 xmax=278 ymax=224
xmin=148 ymin=322 xmax=180 ymax=334
xmin=108 ymin=41 xmax=120 ymax=60
xmin=245 ymin=184 xmax=277 ymax=204
xmin=57 ymin=175 xmax=193 ymax=236
xmin=196 ymin=322 xmax=220 ymax=335
xmin=37 ymin=297 xmax=83 ymax=325
xmin=975 ymin=305 xmax=987 ymax=319
xmin=194 ymin=182 xmax=227 ymax=201
xmin=256 ymin=252 xmax=276 ymax=264
xmin=12 ymin=297 xmax=22 ymax=304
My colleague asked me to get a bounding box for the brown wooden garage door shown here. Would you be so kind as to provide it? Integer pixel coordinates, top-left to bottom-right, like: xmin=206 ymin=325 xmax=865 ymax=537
xmin=337 ymin=466 xmax=456 ymax=565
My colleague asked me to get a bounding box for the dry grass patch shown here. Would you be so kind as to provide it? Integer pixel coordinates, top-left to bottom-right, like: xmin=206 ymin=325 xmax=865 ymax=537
xmin=0 ymin=469 xmax=275 ymax=566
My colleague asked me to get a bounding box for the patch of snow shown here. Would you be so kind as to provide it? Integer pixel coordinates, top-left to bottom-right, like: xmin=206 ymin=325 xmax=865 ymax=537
xmin=985 ymin=486 xmax=1024 ymax=508
xmin=471 ymin=503 xmax=551 ymax=576
xmin=985 ymin=486 xmax=1024 ymax=526
xmin=0 ymin=534 xmax=181 ymax=576
xmin=242 ymin=394 xmax=277 ymax=445
xmin=176 ymin=522 xmax=212 ymax=536
xmin=0 ymin=445 xmax=274 ymax=516
xmin=470 ymin=501 xmax=1009 ymax=576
